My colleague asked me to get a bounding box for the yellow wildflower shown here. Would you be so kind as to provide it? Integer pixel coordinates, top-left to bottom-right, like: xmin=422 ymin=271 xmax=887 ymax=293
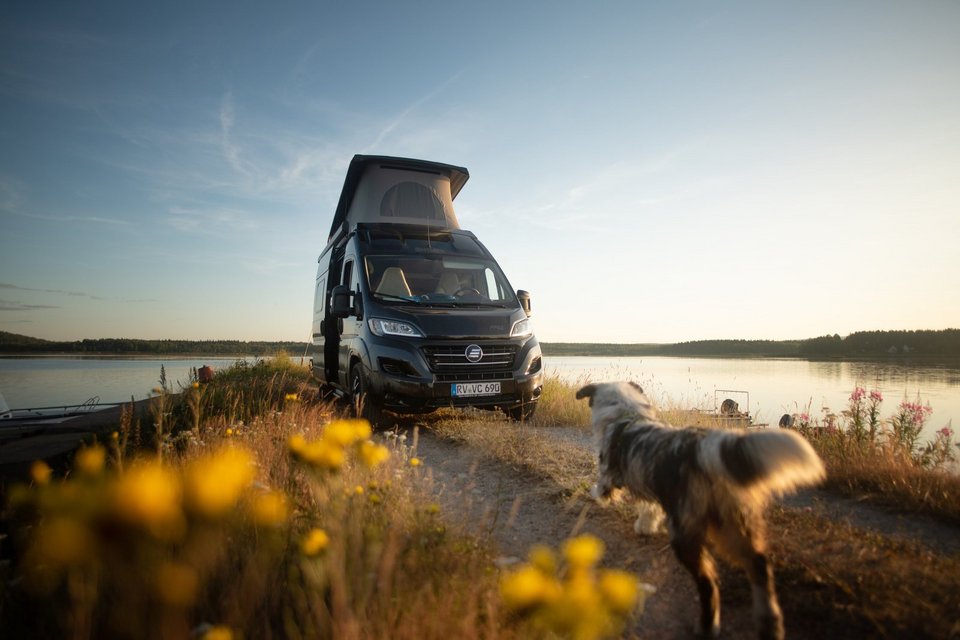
xmin=284 ymin=392 xmax=299 ymax=402
xmin=301 ymin=528 xmax=330 ymax=556
xmin=156 ymin=561 xmax=199 ymax=607
xmin=226 ymin=428 xmax=233 ymax=437
xmin=298 ymin=439 xmax=346 ymax=471
xmin=191 ymin=381 xmax=200 ymax=390
xmin=500 ymin=565 xmax=561 ymax=611
xmin=288 ymin=434 xmax=307 ymax=455
xmin=353 ymin=485 xmax=364 ymax=495
xmin=409 ymin=457 xmax=421 ymax=467
xmin=528 ymin=544 xmax=558 ymax=575
xmin=112 ymin=461 xmax=184 ymax=537
xmin=250 ymin=490 xmax=289 ymax=527
xmin=29 ymin=516 xmax=92 ymax=568
xmin=74 ymin=444 xmax=106 ymax=477
xmin=185 ymin=447 xmax=255 ymax=518
xmin=201 ymin=626 xmax=234 ymax=640
xmin=30 ymin=460 xmax=52 ymax=485
xmin=598 ymin=569 xmax=640 ymax=615
xmin=323 ymin=419 xmax=371 ymax=447
xmin=563 ymin=534 xmax=604 ymax=570
xmin=358 ymin=440 xmax=390 ymax=467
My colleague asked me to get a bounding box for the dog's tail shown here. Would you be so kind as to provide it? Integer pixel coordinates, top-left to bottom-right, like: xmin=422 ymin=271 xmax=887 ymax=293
xmin=698 ymin=429 xmax=826 ymax=499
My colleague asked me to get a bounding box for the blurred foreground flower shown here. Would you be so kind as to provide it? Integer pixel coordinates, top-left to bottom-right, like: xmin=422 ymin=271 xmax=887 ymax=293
xmin=500 ymin=534 xmax=651 ymax=640
xmin=112 ymin=460 xmax=184 ymax=539
xmin=74 ymin=444 xmax=107 ymax=477
xmin=185 ymin=447 xmax=256 ymax=518
xmin=301 ymin=528 xmax=330 ymax=556
xmin=288 ymin=419 xmax=386 ymax=473
xmin=30 ymin=460 xmax=52 ymax=485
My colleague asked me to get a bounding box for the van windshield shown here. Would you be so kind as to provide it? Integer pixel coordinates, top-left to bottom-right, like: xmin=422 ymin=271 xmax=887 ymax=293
xmin=365 ymin=254 xmax=515 ymax=307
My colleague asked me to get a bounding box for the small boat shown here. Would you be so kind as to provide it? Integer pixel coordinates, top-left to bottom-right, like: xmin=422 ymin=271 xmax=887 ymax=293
xmin=0 ymin=393 xmax=125 ymax=435
xmin=693 ymin=390 xmax=769 ymax=429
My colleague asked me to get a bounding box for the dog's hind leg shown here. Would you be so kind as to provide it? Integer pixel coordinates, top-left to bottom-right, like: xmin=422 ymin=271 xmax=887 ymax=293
xmin=747 ymin=550 xmax=784 ymax=640
xmin=671 ymin=535 xmax=720 ymax=638
xmin=719 ymin=526 xmax=785 ymax=640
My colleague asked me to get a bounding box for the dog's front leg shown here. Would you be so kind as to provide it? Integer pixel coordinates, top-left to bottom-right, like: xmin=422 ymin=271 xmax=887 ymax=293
xmin=633 ymin=501 xmax=667 ymax=535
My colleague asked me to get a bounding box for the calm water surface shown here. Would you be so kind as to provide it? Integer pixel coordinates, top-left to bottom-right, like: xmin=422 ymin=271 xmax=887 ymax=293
xmin=546 ymin=356 xmax=958 ymax=441
xmin=0 ymin=356 xmax=261 ymax=409
xmin=1 ymin=355 xmax=956 ymax=441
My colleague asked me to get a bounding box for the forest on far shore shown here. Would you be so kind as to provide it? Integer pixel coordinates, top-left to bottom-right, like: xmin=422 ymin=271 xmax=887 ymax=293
xmin=1 ymin=329 xmax=958 ymax=359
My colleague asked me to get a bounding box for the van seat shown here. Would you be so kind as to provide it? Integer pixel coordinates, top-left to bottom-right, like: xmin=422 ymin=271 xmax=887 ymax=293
xmin=376 ymin=267 xmax=412 ymax=297
xmin=435 ymin=271 xmax=461 ymax=294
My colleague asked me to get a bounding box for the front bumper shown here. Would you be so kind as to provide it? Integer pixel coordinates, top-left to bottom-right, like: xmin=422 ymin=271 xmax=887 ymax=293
xmin=363 ymin=335 xmax=544 ymax=412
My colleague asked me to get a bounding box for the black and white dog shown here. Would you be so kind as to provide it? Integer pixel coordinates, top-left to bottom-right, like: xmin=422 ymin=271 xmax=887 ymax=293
xmin=576 ymin=382 xmax=825 ymax=640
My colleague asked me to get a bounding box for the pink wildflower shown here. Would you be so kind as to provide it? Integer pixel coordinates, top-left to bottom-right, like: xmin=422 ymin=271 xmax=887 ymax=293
xmin=939 ymin=426 xmax=953 ymax=439
xmin=869 ymin=390 xmax=883 ymax=402
xmin=850 ymin=387 xmax=866 ymax=402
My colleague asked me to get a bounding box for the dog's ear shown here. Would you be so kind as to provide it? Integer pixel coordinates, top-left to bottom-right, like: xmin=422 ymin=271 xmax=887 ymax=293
xmin=629 ymin=381 xmax=644 ymax=394
xmin=576 ymin=384 xmax=598 ymax=403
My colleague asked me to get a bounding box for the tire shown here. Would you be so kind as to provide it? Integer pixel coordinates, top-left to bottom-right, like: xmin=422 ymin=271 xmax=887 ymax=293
xmin=350 ymin=365 xmax=383 ymax=427
xmin=503 ymin=401 xmax=537 ymax=423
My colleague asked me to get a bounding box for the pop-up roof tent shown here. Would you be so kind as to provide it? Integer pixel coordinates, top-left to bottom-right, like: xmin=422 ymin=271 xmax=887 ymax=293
xmin=328 ymin=155 xmax=470 ymax=242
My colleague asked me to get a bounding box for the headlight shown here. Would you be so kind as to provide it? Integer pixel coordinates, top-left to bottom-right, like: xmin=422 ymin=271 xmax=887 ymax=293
xmin=510 ymin=318 xmax=533 ymax=338
xmin=368 ymin=318 xmax=424 ymax=338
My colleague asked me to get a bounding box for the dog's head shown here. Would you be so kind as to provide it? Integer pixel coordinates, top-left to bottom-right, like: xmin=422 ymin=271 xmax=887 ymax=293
xmin=576 ymin=381 xmax=658 ymax=500
xmin=576 ymin=381 xmax=657 ymax=433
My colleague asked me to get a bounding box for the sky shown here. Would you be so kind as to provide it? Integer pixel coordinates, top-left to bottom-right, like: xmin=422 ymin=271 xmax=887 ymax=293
xmin=1 ymin=1 xmax=958 ymax=344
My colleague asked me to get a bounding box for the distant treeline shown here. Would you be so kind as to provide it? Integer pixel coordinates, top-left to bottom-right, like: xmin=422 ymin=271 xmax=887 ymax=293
xmin=2 ymin=329 xmax=958 ymax=358
xmin=0 ymin=332 xmax=309 ymax=356
xmin=542 ymin=329 xmax=960 ymax=358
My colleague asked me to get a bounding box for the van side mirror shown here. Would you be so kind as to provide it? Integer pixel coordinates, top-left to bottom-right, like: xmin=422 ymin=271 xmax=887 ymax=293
xmin=331 ymin=285 xmax=353 ymax=318
xmin=517 ymin=290 xmax=532 ymax=317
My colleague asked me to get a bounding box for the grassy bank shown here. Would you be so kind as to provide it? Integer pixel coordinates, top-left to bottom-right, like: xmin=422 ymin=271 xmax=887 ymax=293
xmin=1 ymin=357 xmax=508 ymax=640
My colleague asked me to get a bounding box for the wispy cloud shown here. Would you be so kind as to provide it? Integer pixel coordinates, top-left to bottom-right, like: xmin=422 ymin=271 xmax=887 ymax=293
xmin=165 ymin=204 xmax=261 ymax=234
xmin=0 ymin=282 xmax=105 ymax=300
xmin=0 ymin=298 xmax=61 ymax=311
xmin=362 ymin=70 xmax=465 ymax=153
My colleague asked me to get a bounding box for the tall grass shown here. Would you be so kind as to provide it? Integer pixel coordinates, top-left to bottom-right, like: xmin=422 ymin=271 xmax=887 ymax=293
xmin=1 ymin=357 xmax=506 ymax=640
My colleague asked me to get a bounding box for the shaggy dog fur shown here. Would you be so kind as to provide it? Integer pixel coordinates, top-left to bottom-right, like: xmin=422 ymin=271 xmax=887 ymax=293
xmin=576 ymin=382 xmax=826 ymax=640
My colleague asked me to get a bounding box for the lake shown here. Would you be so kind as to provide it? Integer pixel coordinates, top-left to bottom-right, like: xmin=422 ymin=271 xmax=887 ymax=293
xmin=547 ymin=356 xmax=958 ymax=441
xmin=1 ymin=355 xmax=956 ymax=441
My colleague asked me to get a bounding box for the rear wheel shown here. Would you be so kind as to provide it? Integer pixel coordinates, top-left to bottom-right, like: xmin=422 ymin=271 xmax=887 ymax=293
xmin=503 ymin=401 xmax=537 ymax=423
xmin=350 ymin=364 xmax=383 ymax=426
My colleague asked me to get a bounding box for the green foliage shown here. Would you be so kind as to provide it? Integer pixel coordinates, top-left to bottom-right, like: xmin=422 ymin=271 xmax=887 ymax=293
xmin=0 ymin=331 xmax=309 ymax=356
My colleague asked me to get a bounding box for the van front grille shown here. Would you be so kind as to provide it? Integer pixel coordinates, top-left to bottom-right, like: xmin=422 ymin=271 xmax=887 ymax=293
xmin=421 ymin=344 xmax=518 ymax=373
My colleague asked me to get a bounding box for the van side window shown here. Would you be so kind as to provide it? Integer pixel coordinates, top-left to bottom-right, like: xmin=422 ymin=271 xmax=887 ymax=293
xmin=342 ymin=261 xmax=353 ymax=288
xmin=485 ymin=268 xmax=505 ymax=301
xmin=314 ymin=277 xmax=326 ymax=314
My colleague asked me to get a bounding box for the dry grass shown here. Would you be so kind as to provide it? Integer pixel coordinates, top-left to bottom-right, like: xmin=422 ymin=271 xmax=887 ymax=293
xmin=810 ymin=442 xmax=960 ymax=524
xmin=0 ymin=358 xmax=510 ymax=640
xmin=767 ymin=506 xmax=960 ymax=639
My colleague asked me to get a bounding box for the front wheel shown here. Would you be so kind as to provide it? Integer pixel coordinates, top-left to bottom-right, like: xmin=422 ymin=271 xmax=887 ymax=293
xmin=503 ymin=401 xmax=537 ymax=423
xmin=350 ymin=365 xmax=383 ymax=427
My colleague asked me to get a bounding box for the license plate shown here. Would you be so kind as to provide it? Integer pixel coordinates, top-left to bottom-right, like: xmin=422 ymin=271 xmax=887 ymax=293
xmin=451 ymin=382 xmax=501 ymax=397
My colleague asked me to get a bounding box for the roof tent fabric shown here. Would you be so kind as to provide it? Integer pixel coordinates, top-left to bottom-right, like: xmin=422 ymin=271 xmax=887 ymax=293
xmin=328 ymin=155 xmax=469 ymax=241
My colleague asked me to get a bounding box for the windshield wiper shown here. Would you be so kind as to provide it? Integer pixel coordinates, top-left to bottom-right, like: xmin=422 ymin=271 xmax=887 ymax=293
xmin=375 ymin=294 xmax=418 ymax=303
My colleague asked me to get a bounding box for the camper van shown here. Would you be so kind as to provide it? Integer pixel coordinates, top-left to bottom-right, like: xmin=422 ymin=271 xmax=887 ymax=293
xmin=310 ymin=155 xmax=543 ymax=424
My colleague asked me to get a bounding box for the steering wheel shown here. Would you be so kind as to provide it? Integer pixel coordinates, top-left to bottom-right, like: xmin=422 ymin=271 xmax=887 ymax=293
xmin=454 ymin=287 xmax=482 ymax=297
